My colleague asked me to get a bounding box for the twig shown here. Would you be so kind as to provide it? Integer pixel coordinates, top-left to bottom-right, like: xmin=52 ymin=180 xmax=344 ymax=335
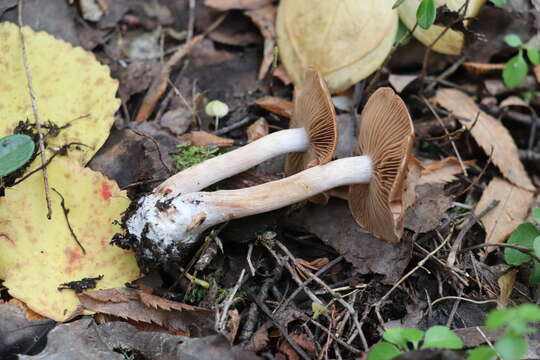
xmin=461 ymin=243 xmax=540 ymax=264
xmin=371 ymin=231 xmax=451 ymax=328
xmin=18 ymin=0 xmax=52 ymax=219
xmin=213 ymin=117 xmax=252 ymax=136
xmin=52 ymin=188 xmax=85 ymax=254
xmin=274 ymin=241 xmax=369 ymax=351
xmin=447 ymin=199 xmax=499 ymax=267
xmin=277 ymin=255 xmax=344 ymax=311
xmin=187 ymin=0 xmax=196 ymax=43
xmin=216 ymin=268 xmax=246 ymax=333
xmin=422 ymin=96 xmax=468 ymax=176
xmin=425 ymin=57 xmax=465 ymax=93
xmin=12 ymin=142 xmax=89 ymax=186
xmin=245 ymin=287 xmax=312 ymax=360
xmin=134 ymin=13 xmax=227 ymax=122
xmin=309 ymin=319 xmax=361 ymax=355
xmin=246 ymin=243 xmax=256 ymax=277
xmin=126 ymin=128 xmax=172 ymax=175
xmin=431 ymin=295 xmax=498 ymax=307
xmin=421 ymin=0 xmax=470 ymax=77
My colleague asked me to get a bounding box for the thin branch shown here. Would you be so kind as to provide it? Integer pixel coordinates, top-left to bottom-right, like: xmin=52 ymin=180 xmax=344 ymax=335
xmin=52 ymin=188 xmax=86 ymax=254
xmin=18 ymin=0 xmax=52 ymax=218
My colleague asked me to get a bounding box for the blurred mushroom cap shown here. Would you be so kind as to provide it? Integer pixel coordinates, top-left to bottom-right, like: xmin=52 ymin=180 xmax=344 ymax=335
xmin=276 ymin=0 xmax=398 ymax=93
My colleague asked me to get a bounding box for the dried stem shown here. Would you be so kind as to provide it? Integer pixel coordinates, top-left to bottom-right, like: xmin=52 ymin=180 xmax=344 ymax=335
xmin=18 ymin=0 xmax=53 ymax=219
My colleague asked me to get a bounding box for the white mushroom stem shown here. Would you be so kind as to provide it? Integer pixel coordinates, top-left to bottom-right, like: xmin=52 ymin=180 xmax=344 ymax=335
xmin=127 ymin=156 xmax=372 ymax=254
xmin=157 ymin=128 xmax=310 ymax=196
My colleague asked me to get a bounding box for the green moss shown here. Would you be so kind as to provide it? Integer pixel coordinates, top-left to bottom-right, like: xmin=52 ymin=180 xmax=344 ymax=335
xmin=170 ymin=143 xmax=225 ymax=171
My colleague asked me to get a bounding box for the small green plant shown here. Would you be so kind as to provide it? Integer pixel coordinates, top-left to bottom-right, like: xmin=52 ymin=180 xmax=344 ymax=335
xmin=392 ymin=0 xmax=436 ymax=30
xmin=368 ymin=325 xmax=463 ymax=360
xmin=367 ymin=304 xmax=540 ymax=360
xmin=490 ymin=0 xmax=507 ymax=7
xmin=470 ymin=304 xmax=540 ymax=360
xmin=504 ymin=208 xmax=540 ymax=286
xmin=170 ymin=143 xmax=223 ymax=172
xmin=502 ymin=34 xmax=540 ymax=89
xmin=0 ymin=134 xmax=35 ymax=178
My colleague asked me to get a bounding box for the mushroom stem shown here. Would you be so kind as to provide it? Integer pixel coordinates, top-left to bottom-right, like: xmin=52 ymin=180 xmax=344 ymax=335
xmin=127 ymin=156 xmax=372 ymax=253
xmin=157 ymin=128 xmax=310 ymax=196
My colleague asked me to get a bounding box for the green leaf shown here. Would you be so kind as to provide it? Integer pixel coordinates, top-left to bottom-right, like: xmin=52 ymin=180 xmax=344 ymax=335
xmin=0 ymin=134 xmax=35 ymax=177
xmin=515 ymin=303 xmax=540 ymax=322
xmin=416 ymin=0 xmax=436 ymax=30
xmin=367 ymin=342 xmax=402 ymax=360
xmin=392 ymin=0 xmax=407 ymax=9
xmin=395 ymin=20 xmax=412 ymax=46
xmin=467 ymin=345 xmax=497 ymax=360
xmin=489 ymin=0 xmax=507 ymax=7
xmin=504 ymin=222 xmax=540 ymax=265
xmin=527 ymin=48 xmax=540 ymax=65
xmin=533 ymin=208 xmax=540 ymax=223
xmin=495 ymin=334 xmax=527 ymax=360
xmin=528 ymin=261 xmax=540 ymax=286
xmin=383 ymin=328 xmax=408 ymax=350
xmin=486 ymin=309 xmax=510 ymax=330
xmin=421 ymin=326 xmax=463 ymax=350
xmin=402 ymin=328 xmax=424 ymax=350
xmin=504 ymin=34 xmax=522 ymax=48
xmin=502 ymin=52 xmax=528 ymax=89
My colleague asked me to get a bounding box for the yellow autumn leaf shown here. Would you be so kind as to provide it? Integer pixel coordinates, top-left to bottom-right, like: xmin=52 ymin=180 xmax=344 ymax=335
xmin=0 ymin=22 xmax=120 ymax=165
xmin=0 ymin=158 xmax=140 ymax=322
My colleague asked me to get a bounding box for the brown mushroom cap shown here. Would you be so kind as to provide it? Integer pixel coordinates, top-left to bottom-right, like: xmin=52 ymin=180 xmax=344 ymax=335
xmin=349 ymin=88 xmax=415 ymax=243
xmin=284 ymin=67 xmax=338 ymax=177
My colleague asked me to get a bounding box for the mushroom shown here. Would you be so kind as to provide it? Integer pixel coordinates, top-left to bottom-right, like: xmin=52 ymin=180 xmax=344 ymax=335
xmin=276 ymin=0 xmax=398 ymax=93
xmin=124 ymin=87 xmax=414 ymax=264
xmin=155 ymin=67 xmax=337 ymax=197
xmin=398 ymin=0 xmax=486 ymax=55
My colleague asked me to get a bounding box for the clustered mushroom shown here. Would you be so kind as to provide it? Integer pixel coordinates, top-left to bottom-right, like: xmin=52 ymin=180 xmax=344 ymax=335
xmin=121 ymin=85 xmax=415 ymax=266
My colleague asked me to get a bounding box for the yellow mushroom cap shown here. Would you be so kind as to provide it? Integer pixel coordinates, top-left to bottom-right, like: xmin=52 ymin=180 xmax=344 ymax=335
xmin=398 ymin=0 xmax=487 ymax=55
xmin=276 ymin=0 xmax=398 ymax=93
xmin=349 ymin=88 xmax=415 ymax=243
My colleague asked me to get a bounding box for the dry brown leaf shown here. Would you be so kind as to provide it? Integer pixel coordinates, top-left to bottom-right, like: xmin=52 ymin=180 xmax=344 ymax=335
xmin=255 ymin=96 xmax=293 ymax=118
xmin=497 ymin=269 xmax=517 ymax=308
xmin=178 ymin=130 xmax=234 ymax=147
xmin=499 ymin=96 xmax=529 ymax=108
xmin=463 ymin=62 xmax=505 ymax=74
xmin=273 ymin=64 xmax=292 ymax=85
xmin=245 ymin=323 xmax=270 ymax=352
xmin=435 ymin=88 xmax=535 ymax=191
xmin=418 ymin=157 xmax=475 ymax=185
xmin=245 ymin=5 xmax=277 ymax=79
xmin=388 ymin=74 xmax=418 ymax=93
xmin=78 ymin=288 xmax=213 ymax=335
xmin=290 ymin=333 xmax=317 ymax=353
xmin=475 ymin=177 xmax=534 ymax=253
xmin=224 ymin=309 xmax=240 ymax=344
xmin=277 ymin=337 xmax=300 ymax=360
xmin=205 ymin=0 xmax=276 ymax=10
xmin=247 ymin=117 xmax=269 ymax=142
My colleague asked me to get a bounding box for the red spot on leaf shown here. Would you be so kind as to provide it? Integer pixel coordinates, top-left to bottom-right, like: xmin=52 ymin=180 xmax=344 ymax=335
xmin=101 ymin=181 xmax=112 ymax=201
xmin=67 ymin=248 xmax=82 ymax=265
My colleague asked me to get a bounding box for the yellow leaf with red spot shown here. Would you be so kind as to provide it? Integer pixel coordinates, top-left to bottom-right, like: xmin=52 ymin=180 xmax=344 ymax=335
xmin=0 ymin=158 xmax=140 ymax=321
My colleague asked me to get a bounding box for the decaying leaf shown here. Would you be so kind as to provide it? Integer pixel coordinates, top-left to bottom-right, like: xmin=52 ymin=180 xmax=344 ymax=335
xmin=0 ymin=158 xmax=139 ymax=321
xmin=435 ymin=88 xmax=535 ymax=191
xmin=388 ymin=73 xmax=419 ymax=93
xmin=255 ymin=96 xmax=294 ymax=118
xmin=497 ymin=269 xmax=517 ymax=308
xmin=463 ymin=62 xmax=505 ymax=74
xmin=0 ymin=22 xmax=120 ymax=166
xmin=247 ymin=117 xmax=269 ymax=142
xmin=418 ymin=157 xmax=475 ymax=185
xmin=474 ymin=177 xmax=534 ymax=253
xmin=178 ymin=131 xmax=234 ymax=148
xmin=404 ymin=183 xmax=453 ymax=234
xmin=499 ymin=96 xmax=529 ymax=108
xmin=245 ymin=5 xmax=277 ymax=80
xmin=78 ymin=287 xmax=214 ymax=335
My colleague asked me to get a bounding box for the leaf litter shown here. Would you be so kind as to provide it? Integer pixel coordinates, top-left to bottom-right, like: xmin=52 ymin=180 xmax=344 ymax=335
xmin=2 ymin=0 xmax=540 ymax=359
